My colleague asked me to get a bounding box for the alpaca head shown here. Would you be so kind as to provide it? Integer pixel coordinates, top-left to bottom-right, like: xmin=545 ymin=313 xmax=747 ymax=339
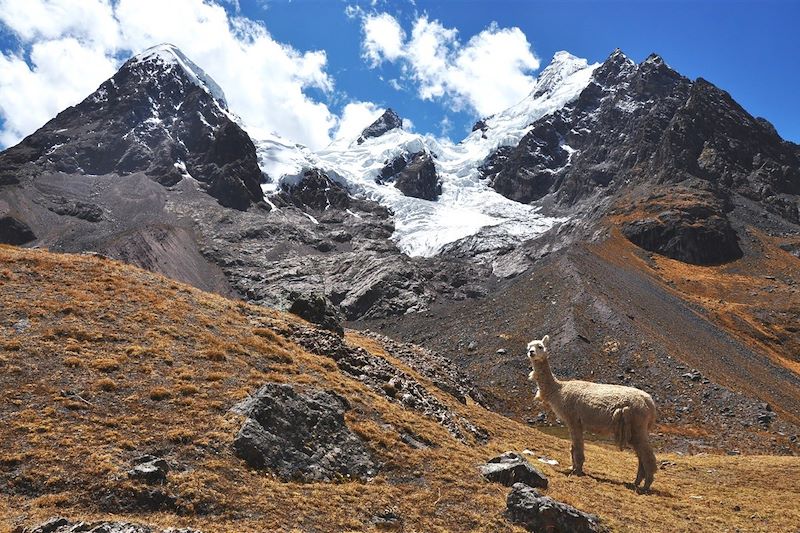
xmin=526 ymin=335 xmax=550 ymax=363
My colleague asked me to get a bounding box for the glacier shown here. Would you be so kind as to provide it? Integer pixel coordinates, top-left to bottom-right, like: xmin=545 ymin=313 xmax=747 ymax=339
xmin=252 ymin=51 xmax=599 ymax=258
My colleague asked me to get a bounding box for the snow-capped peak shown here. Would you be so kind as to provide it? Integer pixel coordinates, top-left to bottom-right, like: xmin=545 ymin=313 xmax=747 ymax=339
xmin=460 ymin=51 xmax=599 ymax=154
xmin=530 ymin=51 xmax=592 ymax=99
xmin=357 ymin=108 xmax=404 ymax=144
xmin=642 ymin=53 xmax=665 ymax=67
xmin=128 ymin=43 xmax=228 ymax=108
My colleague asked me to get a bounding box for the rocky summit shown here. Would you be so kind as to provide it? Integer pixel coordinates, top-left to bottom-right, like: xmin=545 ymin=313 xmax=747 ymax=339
xmin=0 ymin=34 xmax=799 ymax=533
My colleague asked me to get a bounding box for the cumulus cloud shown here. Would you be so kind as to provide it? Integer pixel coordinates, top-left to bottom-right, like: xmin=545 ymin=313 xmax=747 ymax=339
xmin=0 ymin=0 xmax=354 ymax=149
xmin=358 ymin=12 xmax=540 ymax=117
xmin=362 ymin=12 xmax=405 ymax=66
xmin=334 ymin=101 xmax=384 ymax=141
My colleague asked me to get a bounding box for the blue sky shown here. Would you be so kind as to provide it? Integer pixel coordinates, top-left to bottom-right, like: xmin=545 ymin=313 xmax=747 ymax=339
xmin=260 ymin=0 xmax=800 ymax=141
xmin=0 ymin=0 xmax=798 ymax=148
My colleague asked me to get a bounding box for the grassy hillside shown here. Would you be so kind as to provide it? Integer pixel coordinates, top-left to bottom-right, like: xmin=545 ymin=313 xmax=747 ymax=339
xmin=1 ymin=245 xmax=798 ymax=532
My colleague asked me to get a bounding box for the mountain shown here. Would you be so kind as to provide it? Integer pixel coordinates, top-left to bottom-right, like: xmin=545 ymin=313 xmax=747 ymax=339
xmin=0 ymin=44 xmax=263 ymax=210
xmin=0 ymin=44 xmax=798 ymax=459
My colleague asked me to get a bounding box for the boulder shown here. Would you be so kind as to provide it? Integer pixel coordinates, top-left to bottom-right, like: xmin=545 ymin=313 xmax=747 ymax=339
xmin=506 ymin=482 xmax=608 ymax=533
xmin=480 ymin=452 xmax=548 ymax=488
xmin=0 ymin=216 xmax=36 ymax=245
xmin=232 ymin=383 xmax=378 ymax=481
xmin=288 ymin=292 xmax=344 ymax=336
xmin=127 ymin=455 xmax=169 ymax=484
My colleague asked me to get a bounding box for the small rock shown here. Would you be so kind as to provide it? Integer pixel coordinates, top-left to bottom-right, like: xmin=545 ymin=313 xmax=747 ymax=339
xmin=372 ymin=509 xmax=403 ymax=530
xmin=480 ymin=452 xmax=548 ymax=489
xmin=128 ymin=456 xmax=169 ymax=484
xmin=506 ymin=482 xmax=608 ymax=532
xmin=467 ymin=341 xmax=477 ymax=351
xmin=12 ymin=318 xmax=30 ymax=333
xmin=497 ymin=348 xmax=507 ymax=355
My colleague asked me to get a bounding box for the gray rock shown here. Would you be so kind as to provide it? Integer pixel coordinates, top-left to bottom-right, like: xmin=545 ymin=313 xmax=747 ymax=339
xmin=621 ymin=199 xmax=742 ymax=265
xmin=287 ymin=291 xmax=344 ymax=336
xmin=233 ymin=383 xmax=379 ymax=481
xmin=506 ymin=482 xmax=608 ymax=533
xmin=379 ymin=151 xmax=442 ymax=200
xmin=47 ymin=197 xmax=103 ymax=222
xmin=24 ymin=518 xmax=201 ymax=533
xmin=128 ymin=455 xmax=169 ymax=484
xmin=480 ymin=452 xmax=548 ymax=488
xmin=0 ymin=216 xmax=36 ymax=245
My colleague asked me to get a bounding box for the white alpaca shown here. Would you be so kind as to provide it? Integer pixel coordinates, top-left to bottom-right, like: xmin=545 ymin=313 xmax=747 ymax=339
xmin=527 ymin=335 xmax=658 ymax=491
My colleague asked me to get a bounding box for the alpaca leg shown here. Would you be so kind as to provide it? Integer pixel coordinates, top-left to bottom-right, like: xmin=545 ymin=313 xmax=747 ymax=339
xmin=569 ymin=422 xmax=585 ymax=476
xmin=634 ymin=454 xmax=645 ymax=487
xmin=632 ymin=433 xmax=657 ymax=491
xmin=641 ymin=439 xmax=657 ymax=490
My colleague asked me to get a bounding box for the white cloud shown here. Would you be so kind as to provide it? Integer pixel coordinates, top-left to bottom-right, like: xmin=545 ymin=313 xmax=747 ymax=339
xmin=0 ymin=38 xmax=118 ymax=147
xmin=0 ymin=0 xmax=355 ymax=150
xmin=358 ymin=13 xmax=540 ymax=117
xmin=0 ymin=0 xmax=120 ymax=47
xmin=334 ymin=101 xmax=384 ymax=140
xmin=362 ymin=12 xmax=405 ymax=66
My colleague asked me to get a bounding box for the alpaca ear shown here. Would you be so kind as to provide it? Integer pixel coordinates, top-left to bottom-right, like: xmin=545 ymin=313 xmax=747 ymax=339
xmin=542 ymin=335 xmax=550 ymax=347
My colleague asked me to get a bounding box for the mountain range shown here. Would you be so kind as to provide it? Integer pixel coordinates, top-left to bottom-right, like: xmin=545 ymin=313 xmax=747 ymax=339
xmin=1 ymin=42 xmax=798 ymax=459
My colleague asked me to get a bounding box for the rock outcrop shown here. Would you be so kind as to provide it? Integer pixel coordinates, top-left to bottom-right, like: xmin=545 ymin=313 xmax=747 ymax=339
xmin=619 ymin=189 xmax=743 ymax=264
xmin=232 ymin=383 xmax=379 ymax=481
xmin=506 ymin=483 xmax=608 ymax=533
xmin=357 ymin=108 xmax=403 ymax=144
xmin=0 ymin=215 xmax=36 ymax=245
xmin=278 ymin=168 xmax=351 ymax=211
xmin=23 ymin=517 xmax=201 ymax=533
xmin=480 ymin=452 xmax=548 ymax=488
xmin=380 ymin=151 xmax=442 ymax=201
xmin=278 ymin=322 xmax=487 ymax=443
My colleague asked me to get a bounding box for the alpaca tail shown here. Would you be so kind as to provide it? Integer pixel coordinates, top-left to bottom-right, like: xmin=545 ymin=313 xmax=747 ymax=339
xmin=612 ymin=406 xmax=632 ymax=451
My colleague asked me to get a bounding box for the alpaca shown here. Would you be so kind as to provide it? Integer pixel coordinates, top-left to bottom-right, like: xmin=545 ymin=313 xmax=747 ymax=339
xmin=527 ymin=335 xmax=658 ymax=491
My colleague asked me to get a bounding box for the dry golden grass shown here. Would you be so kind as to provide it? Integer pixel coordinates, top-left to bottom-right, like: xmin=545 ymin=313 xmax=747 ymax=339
xmin=593 ymin=227 xmax=800 ymax=428
xmin=0 ymin=245 xmax=798 ymax=532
